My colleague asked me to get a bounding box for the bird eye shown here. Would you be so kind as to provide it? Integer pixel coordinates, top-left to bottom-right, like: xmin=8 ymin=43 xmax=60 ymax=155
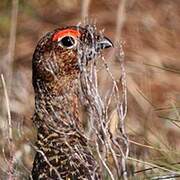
xmin=58 ymin=36 xmax=76 ymax=49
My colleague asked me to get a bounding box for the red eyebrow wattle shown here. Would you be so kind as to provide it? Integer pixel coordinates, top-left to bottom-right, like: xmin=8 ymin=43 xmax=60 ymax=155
xmin=53 ymin=29 xmax=81 ymax=41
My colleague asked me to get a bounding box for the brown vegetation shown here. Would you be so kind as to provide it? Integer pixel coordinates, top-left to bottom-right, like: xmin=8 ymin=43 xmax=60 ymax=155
xmin=0 ymin=0 xmax=180 ymax=179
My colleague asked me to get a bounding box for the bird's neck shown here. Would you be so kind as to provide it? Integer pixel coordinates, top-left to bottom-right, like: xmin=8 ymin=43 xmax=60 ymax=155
xmin=33 ymin=76 xmax=81 ymax=131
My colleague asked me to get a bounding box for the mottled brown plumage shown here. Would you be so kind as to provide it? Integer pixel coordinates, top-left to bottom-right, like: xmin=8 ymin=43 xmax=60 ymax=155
xmin=31 ymin=25 xmax=113 ymax=179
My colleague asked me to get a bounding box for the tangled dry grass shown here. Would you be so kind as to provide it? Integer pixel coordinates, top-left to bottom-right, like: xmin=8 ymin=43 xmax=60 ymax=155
xmin=0 ymin=0 xmax=180 ymax=179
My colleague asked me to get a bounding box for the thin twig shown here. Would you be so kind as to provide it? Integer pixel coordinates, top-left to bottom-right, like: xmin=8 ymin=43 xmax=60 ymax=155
xmin=96 ymin=142 xmax=115 ymax=180
xmin=115 ymin=43 xmax=129 ymax=180
xmin=35 ymin=148 xmax=62 ymax=180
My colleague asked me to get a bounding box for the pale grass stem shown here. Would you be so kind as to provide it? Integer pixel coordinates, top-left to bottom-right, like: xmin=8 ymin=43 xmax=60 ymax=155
xmin=1 ymin=74 xmax=14 ymax=180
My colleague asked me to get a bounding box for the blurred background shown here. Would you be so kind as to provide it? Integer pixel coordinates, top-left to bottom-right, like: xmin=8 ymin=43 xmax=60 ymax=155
xmin=0 ymin=0 xmax=180 ymax=179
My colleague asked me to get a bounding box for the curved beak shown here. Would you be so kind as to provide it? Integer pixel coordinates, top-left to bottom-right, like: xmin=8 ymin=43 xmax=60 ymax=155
xmin=98 ymin=37 xmax=113 ymax=49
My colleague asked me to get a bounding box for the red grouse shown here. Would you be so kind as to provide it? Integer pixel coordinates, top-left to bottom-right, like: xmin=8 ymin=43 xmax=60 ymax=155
xmin=31 ymin=25 xmax=113 ymax=179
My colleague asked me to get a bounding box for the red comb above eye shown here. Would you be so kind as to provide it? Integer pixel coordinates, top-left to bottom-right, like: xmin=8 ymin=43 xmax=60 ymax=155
xmin=52 ymin=29 xmax=81 ymax=41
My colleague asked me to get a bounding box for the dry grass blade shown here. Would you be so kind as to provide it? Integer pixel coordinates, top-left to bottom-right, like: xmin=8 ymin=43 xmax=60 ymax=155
xmin=6 ymin=0 xmax=19 ymax=92
xmin=1 ymin=74 xmax=15 ymax=180
xmin=127 ymin=157 xmax=180 ymax=175
xmin=144 ymin=63 xmax=180 ymax=74
xmin=114 ymin=0 xmax=127 ymax=41
xmin=81 ymin=0 xmax=91 ymax=20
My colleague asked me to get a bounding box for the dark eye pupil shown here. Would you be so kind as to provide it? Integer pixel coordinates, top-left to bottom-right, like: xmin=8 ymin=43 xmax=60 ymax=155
xmin=60 ymin=36 xmax=75 ymax=47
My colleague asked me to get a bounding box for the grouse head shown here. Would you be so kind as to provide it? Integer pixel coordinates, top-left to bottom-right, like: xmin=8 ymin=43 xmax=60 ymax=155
xmin=32 ymin=25 xmax=113 ymax=93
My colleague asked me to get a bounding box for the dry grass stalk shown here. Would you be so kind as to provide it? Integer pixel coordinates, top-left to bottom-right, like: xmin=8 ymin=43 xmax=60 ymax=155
xmin=6 ymin=0 xmax=19 ymax=92
xmin=1 ymin=74 xmax=15 ymax=180
xmin=114 ymin=0 xmax=127 ymax=42
xmin=81 ymin=0 xmax=91 ymax=20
